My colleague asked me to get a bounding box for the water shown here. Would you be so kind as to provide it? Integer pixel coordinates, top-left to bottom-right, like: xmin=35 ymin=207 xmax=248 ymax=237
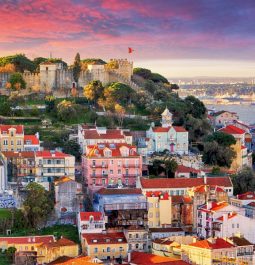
xmin=206 ymin=104 xmax=255 ymax=125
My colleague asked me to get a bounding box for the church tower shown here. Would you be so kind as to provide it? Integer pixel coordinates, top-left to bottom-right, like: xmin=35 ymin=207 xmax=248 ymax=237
xmin=161 ymin=107 xmax=173 ymax=127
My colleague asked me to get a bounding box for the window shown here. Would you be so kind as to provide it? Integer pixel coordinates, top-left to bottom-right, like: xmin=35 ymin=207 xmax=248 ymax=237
xmin=10 ymin=131 xmax=14 ymax=137
xmin=135 ymin=244 xmax=139 ymax=249
xmin=237 ymin=223 xmax=239 ymax=228
xmin=3 ymin=140 xmax=8 ymax=145
xmin=110 ymin=170 xmax=113 ymax=174
xmin=232 ymin=224 xmax=235 ymax=228
xmin=118 ymin=169 xmax=121 ymax=174
xmin=136 ymin=234 xmax=139 ymax=239
xmin=92 ymin=179 xmax=96 ymax=185
xmin=129 ymin=234 xmax=132 ymax=238
xmin=94 ymin=248 xmax=98 ymax=253
xmin=149 ymin=213 xmax=153 ymax=218
xmin=17 ymin=140 xmax=22 ymax=145
xmin=102 ymin=179 xmax=106 ymax=185
xmin=107 ymin=247 xmax=111 ymax=252
xmin=125 ymin=179 xmax=128 ymax=185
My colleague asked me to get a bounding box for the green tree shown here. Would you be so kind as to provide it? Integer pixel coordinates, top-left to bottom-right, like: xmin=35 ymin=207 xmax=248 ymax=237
xmin=231 ymin=167 xmax=255 ymax=195
xmin=0 ymin=54 xmax=35 ymax=72
xmin=0 ymin=101 xmax=11 ymax=116
xmin=57 ymin=100 xmax=77 ymax=122
xmin=45 ymin=95 xmax=56 ymax=113
xmin=73 ymin=53 xmax=81 ymax=86
xmin=9 ymin=72 xmax=26 ymax=90
xmin=185 ymin=95 xmax=206 ymax=119
xmin=163 ymin=157 xmax=178 ymax=178
xmin=33 ymin=57 xmax=48 ymax=71
xmin=133 ymin=67 xmax=152 ymax=79
xmin=63 ymin=140 xmax=82 ymax=161
xmin=84 ymin=80 xmax=104 ymax=104
xmin=6 ymin=246 xmax=16 ymax=263
xmin=206 ymin=131 xmax=236 ymax=147
xmin=23 ymin=182 xmax=54 ymax=228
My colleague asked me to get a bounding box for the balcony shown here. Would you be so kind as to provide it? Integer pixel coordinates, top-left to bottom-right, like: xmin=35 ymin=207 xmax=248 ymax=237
xmin=123 ymin=164 xmax=139 ymax=168
xmin=123 ymin=174 xmax=138 ymax=178
xmin=90 ymin=174 xmax=108 ymax=178
xmin=204 ymin=226 xmax=210 ymax=231
xmin=197 ymin=223 xmax=202 ymax=227
xmin=237 ymin=252 xmax=254 ymax=256
xmin=212 ymin=225 xmax=221 ymax=231
xmin=90 ymin=164 xmax=108 ymax=168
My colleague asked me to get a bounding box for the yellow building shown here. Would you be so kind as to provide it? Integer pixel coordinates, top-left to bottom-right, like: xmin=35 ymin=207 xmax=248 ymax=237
xmin=0 ymin=235 xmax=79 ymax=264
xmin=82 ymin=232 xmax=128 ymax=260
xmin=146 ymin=191 xmax=172 ymax=228
xmin=0 ymin=125 xmax=24 ymax=151
xmin=152 ymin=238 xmax=180 ymax=257
xmin=181 ymin=238 xmax=237 ymax=265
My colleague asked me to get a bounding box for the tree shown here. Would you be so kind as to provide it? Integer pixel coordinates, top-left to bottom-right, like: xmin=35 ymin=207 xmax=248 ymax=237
xmin=23 ymin=182 xmax=54 ymax=228
xmin=0 ymin=101 xmax=11 ymax=116
xmin=63 ymin=140 xmax=82 ymax=161
xmin=45 ymin=95 xmax=56 ymax=113
xmin=115 ymin=103 xmax=125 ymax=127
xmin=6 ymin=246 xmax=16 ymax=263
xmin=57 ymin=100 xmax=77 ymax=121
xmin=163 ymin=157 xmax=178 ymax=178
xmin=73 ymin=53 xmax=81 ymax=86
xmin=206 ymin=131 xmax=236 ymax=147
xmin=185 ymin=95 xmax=206 ymax=119
xmin=84 ymin=80 xmax=104 ymax=104
xmin=9 ymin=72 xmax=26 ymax=90
xmin=231 ymin=167 xmax=255 ymax=195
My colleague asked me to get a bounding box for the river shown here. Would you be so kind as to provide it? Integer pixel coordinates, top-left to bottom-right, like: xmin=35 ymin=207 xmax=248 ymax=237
xmin=206 ymin=104 xmax=255 ymax=125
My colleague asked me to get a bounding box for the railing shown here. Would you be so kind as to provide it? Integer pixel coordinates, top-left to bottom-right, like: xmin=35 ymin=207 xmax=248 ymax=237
xmin=123 ymin=174 xmax=138 ymax=178
xmin=90 ymin=174 xmax=108 ymax=178
xmin=123 ymin=164 xmax=140 ymax=168
xmin=237 ymin=252 xmax=254 ymax=256
xmin=197 ymin=223 xmax=202 ymax=227
xmin=212 ymin=226 xmax=221 ymax=231
xmin=90 ymin=164 xmax=108 ymax=168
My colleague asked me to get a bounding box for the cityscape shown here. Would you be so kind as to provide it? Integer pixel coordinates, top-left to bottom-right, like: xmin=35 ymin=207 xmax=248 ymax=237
xmin=0 ymin=1 xmax=255 ymax=265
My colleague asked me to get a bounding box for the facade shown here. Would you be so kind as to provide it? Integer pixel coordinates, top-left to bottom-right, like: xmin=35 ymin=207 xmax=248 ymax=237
xmin=83 ymin=143 xmax=142 ymax=195
xmin=77 ymin=212 xmax=105 ymax=239
xmin=81 ymin=232 xmax=128 ymax=260
xmin=146 ymin=191 xmax=172 ymax=228
xmin=230 ymin=191 xmax=255 ymax=208
xmin=124 ymin=226 xmax=149 ymax=252
xmin=138 ymin=177 xmax=234 ymax=197
xmin=94 ymin=188 xmax=148 ymax=229
xmin=175 ymin=165 xmax=205 ymax=178
xmin=24 ymin=134 xmax=40 ymax=151
xmin=149 ymin=228 xmax=185 ymax=240
xmin=0 ymin=159 xmax=7 ymax=192
xmin=78 ymin=125 xmax=132 ymax=154
xmin=244 ymin=202 xmax=255 ymax=219
xmin=212 ymin=110 xmax=239 ymax=127
xmin=181 ymin=238 xmax=236 ymax=265
xmin=54 ymin=177 xmax=83 ymax=218
xmin=146 ymin=108 xmax=188 ymax=154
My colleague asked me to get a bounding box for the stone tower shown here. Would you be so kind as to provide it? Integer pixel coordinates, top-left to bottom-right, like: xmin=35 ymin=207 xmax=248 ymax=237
xmin=161 ymin=107 xmax=173 ymax=127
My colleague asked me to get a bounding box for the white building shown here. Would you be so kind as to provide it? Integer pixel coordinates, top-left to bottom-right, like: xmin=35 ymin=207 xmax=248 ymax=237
xmin=146 ymin=108 xmax=188 ymax=154
xmin=24 ymin=134 xmax=40 ymax=151
xmin=0 ymin=159 xmax=7 ymax=193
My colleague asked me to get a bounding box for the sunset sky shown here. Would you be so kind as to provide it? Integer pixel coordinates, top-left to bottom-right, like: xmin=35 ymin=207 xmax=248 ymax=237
xmin=1 ymin=0 xmax=255 ymax=77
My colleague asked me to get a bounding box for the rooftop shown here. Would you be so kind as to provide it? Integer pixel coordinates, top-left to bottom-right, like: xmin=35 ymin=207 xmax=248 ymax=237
xmin=189 ymin=238 xmax=234 ymax=249
xmin=82 ymin=232 xmax=127 ymax=245
xmin=237 ymin=191 xmax=255 ymax=200
xmin=97 ymin=188 xmax=142 ymax=195
xmin=83 ymin=128 xmax=125 ymax=140
xmin=149 ymin=227 xmax=184 ymax=233
xmin=0 ymin=235 xmax=54 ymax=245
xmin=35 ymin=151 xmax=71 ymax=158
xmin=0 ymin=125 xmax=24 ymax=134
xmin=24 ymin=135 xmax=39 ymax=145
xmin=200 ymin=201 xmax=229 ymax=212
xmin=79 ymin=212 xmax=103 ymax=222
xmin=219 ymin=125 xmax=246 ymax=135
xmin=229 ymin=236 xmax=253 ymax=246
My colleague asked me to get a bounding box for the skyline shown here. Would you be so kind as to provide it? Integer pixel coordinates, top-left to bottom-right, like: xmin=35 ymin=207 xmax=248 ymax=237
xmin=1 ymin=0 xmax=255 ymax=77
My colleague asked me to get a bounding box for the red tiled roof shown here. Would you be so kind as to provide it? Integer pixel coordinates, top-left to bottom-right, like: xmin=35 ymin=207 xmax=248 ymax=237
xmin=193 ymin=185 xmax=225 ymax=193
xmin=130 ymin=251 xmax=188 ymax=265
xmin=0 ymin=235 xmax=54 ymax=245
xmin=55 ymin=237 xmax=77 ymax=246
xmin=171 ymin=195 xmax=192 ymax=204
xmin=152 ymin=127 xmax=170 ymax=133
xmin=1 ymin=151 xmax=35 ymax=158
xmin=48 ymin=256 xmax=94 ymax=265
xmin=189 ymin=238 xmax=234 ymax=249
xmin=140 ymin=177 xmax=232 ymax=189
xmin=146 ymin=191 xmax=169 ymax=200
xmin=219 ymin=125 xmax=246 ymax=135
xmin=241 ymin=145 xmax=247 ymax=150
xmin=0 ymin=125 xmax=24 ymax=134
xmin=173 ymin=126 xmax=187 ymax=132
xmin=24 ymin=135 xmax=39 ymax=145
xmin=97 ymin=188 xmax=142 ymax=195
xmin=200 ymin=201 xmax=228 ymax=212
xmin=86 ymin=143 xmax=139 ymax=158
xmin=149 ymin=228 xmax=184 ymax=233
xmin=176 ymin=165 xmax=200 ymax=174
xmin=82 ymin=232 xmax=127 ymax=245
xmin=79 ymin=212 xmax=103 ymax=221
xmin=246 ymin=202 xmax=255 ymax=207
xmin=237 ymin=191 xmax=255 ymax=200
xmin=83 ymin=129 xmax=125 ymax=139
xmin=35 ymin=151 xmax=70 ymax=158
xmin=217 ymin=212 xmax=237 ymax=221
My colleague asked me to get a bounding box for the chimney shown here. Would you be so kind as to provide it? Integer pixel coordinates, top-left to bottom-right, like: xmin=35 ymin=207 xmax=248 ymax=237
xmin=204 ymin=175 xmax=207 ymax=184
xmin=128 ymin=252 xmax=131 ymax=263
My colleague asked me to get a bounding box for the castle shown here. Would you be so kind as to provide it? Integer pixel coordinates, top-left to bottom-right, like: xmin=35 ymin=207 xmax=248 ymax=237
xmin=0 ymin=59 xmax=140 ymax=93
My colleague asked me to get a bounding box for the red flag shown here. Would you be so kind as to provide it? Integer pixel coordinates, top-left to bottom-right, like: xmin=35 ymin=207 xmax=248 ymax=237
xmin=128 ymin=47 xmax=134 ymax=53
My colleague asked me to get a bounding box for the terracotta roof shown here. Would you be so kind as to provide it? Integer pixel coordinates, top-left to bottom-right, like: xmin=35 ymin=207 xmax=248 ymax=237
xmin=54 ymin=176 xmax=74 ymax=186
xmin=153 ymin=238 xmax=174 ymax=245
xmin=35 ymin=151 xmax=70 ymax=158
xmin=1 ymin=151 xmax=35 ymax=158
xmin=146 ymin=191 xmax=169 ymax=200
xmin=192 ymin=185 xmax=225 ymax=193
xmin=229 ymin=236 xmax=253 ymax=246
xmin=199 ymin=201 xmax=229 ymax=213
xmin=86 ymin=143 xmax=139 ymax=158
xmin=219 ymin=125 xmax=246 ymax=135
xmin=130 ymin=251 xmax=188 ymax=265
xmin=241 ymin=145 xmax=247 ymax=150
xmin=176 ymin=165 xmax=200 ymax=174
xmin=213 ymin=110 xmax=237 ymax=117
xmin=0 ymin=125 xmax=23 ymax=134
xmin=217 ymin=212 xmax=237 ymax=221
xmin=189 ymin=238 xmax=234 ymax=249
xmin=82 ymin=232 xmax=127 ymax=245
xmin=24 ymin=135 xmax=39 ymax=145
xmin=246 ymin=202 xmax=255 ymax=207
xmin=55 ymin=237 xmax=77 ymax=246
xmin=172 ymin=126 xmax=187 ymax=132
xmin=140 ymin=177 xmax=232 ymax=189
xmin=149 ymin=227 xmax=184 ymax=233
xmin=237 ymin=191 xmax=255 ymax=200
xmin=79 ymin=212 xmax=103 ymax=221
xmin=83 ymin=128 xmax=125 ymax=140
xmin=171 ymin=195 xmax=192 ymax=204
xmin=152 ymin=127 xmax=170 ymax=133
xmin=97 ymin=188 xmax=142 ymax=195
xmin=0 ymin=235 xmax=54 ymax=245
xmin=48 ymin=256 xmax=95 ymax=265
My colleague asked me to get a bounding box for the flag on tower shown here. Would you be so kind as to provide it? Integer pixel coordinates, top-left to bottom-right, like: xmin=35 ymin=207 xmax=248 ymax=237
xmin=128 ymin=47 xmax=134 ymax=53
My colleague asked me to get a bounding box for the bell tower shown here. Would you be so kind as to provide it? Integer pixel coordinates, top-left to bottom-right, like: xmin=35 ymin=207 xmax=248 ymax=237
xmin=161 ymin=107 xmax=173 ymax=127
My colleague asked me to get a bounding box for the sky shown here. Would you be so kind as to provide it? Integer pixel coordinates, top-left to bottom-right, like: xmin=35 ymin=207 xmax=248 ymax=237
xmin=1 ymin=0 xmax=255 ymax=78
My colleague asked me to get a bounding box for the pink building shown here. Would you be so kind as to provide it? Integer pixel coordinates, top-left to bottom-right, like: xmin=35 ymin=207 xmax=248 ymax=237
xmin=82 ymin=143 xmax=142 ymax=194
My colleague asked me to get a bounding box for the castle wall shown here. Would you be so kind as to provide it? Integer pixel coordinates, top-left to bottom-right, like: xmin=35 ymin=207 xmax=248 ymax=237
xmin=22 ymin=71 xmax=40 ymax=89
xmin=0 ymin=73 xmax=10 ymax=88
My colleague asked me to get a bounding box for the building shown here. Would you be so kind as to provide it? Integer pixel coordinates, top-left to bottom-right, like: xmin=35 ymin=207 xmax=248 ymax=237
xmin=0 ymin=159 xmax=7 ymax=192
xmin=0 ymin=235 xmax=78 ymax=264
xmin=78 ymin=125 xmax=133 ymax=154
xmin=77 ymin=212 xmax=106 ymax=239
xmin=54 ymin=177 xmax=83 ymax=219
xmin=244 ymin=202 xmax=255 ymax=219
xmin=211 ymin=110 xmax=239 ymax=128
xmin=146 ymin=108 xmax=188 ymax=154
xmin=146 ymin=191 xmax=172 ymax=228
xmin=137 ymin=176 xmax=233 ymax=197
xmin=175 ymin=165 xmax=204 ymax=178
xmin=124 ymin=226 xmax=149 ymax=252
xmin=47 ymin=256 xmax=102 ymax=265
xmin=94 ymin=188 xmax=148 ymax=229
xmin=83 ymin=143 xmax=142 ymax=195
xmin=0 ymin=125 xmax=40 ymax=152
xmin=81 ymin=232 xmax=128 ymax=261
xmin=149 ymin=228 xmax=185 ymax=240
xmin=230 ymin=191 xmax=255 ymax=208
xmin=228 ymin=236 xmax=254 ymax=265
xmin=181 ymin=238 xmax=236 ymax=265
